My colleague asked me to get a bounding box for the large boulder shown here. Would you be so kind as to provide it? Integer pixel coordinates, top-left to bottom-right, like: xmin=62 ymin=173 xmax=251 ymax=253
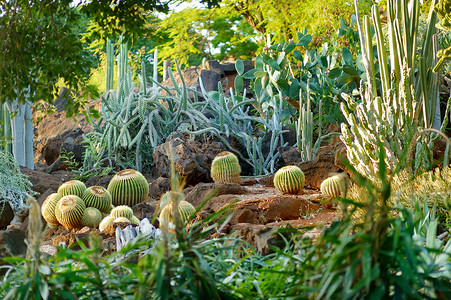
xmin=0 ymin=202 xmax=14 ymax=229
xmin=153 ymin=134 xmax=227 ymax=186
xmin=0 ymin=227 xmax=27 ymax=260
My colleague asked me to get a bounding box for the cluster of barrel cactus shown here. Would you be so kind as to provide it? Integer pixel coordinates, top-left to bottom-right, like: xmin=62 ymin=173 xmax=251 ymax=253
xmin=98 ymin=205 xmax=141 ymax=232
xmin=41 ymin=169 xmax=149 ymax=230
xmin=210 ymin=151 xmax=242 ymax=184
xmin=158 ymin=191 xmax=196 ymax=232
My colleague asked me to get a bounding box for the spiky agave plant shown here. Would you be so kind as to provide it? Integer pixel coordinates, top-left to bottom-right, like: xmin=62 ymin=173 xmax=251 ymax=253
xmin=210 ymin=151 xmax=241 ymax=184
xmin=108 ymin=169 xmax=149 ymax=206
xmin=82 ymin=186 xmax=112 ymax=213
xmin=273 ymin=165 xmax=305 ymax=194
xmin=54 ymin=195 xmax=86 ymax=229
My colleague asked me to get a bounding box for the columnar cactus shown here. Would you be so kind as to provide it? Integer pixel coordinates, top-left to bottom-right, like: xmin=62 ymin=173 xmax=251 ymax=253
xmin=41 ymin=193 xmax=62 ymax=226
xmin=159 ymin=191 xmax=185 ymax=210
xmin=82 ymin=186 xmax=113 ymax=213
xmin=55 ymin=195 xmax=86 ymax=229
xmin=273 ymin=165 xmax=305 ymax=194
xmin=108 ymin=169 xmax=149 ymax=206
xmin=58 ymin=180 xmax=87 ymax=197
xmin=159 ymin=200 xmax=196 ymax=231
xmin=110 ymin=205 xmax=134 ymax=220
xmin=320 ymin=173 xmax=350 ymax=198
xmin=81 ymin=207 xmax=103 ymax=228
xmin=210 ymin=151 xmax=241 ymax=184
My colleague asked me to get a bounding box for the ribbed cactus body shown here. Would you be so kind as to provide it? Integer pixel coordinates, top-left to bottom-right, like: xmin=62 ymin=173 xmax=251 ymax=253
xmin=99 ymin=216 xmax=114 ymax=232
xmin=273 ymin=166 xmax=305 ymax=194
xmin=130 ymin=216 xmax=140 ymax=225
xmin=159 ymin=200 xmax=195 ymax=231
xmin=81 ymin=207 xmax=103 ymax=228
xmin=110 ymin=205 xmax=134 ymax=220
xmin=320 ymin=173 xmax=349 ymax=198
xmin=159 ymin=191 xmax=185 ymax=210
xmin=210 ymin=151 xmax=241 ymax=184
xmin=41 ymin=193 xmax=62 ymax=226
xmin=114 ymin=217 xmax=131 ymax=223
xmin=108 ymin=169 xmax=149 ymax=206
xmin=58 ymin=180 xmax=87 ymax=197
xmin=55 ymin=195 xmax=86 ymax=229
xmin=82 ymin=186 xmax=112 ymax=213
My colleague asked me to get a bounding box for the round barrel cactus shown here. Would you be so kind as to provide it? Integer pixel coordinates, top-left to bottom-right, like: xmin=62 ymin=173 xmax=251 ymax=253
xmin=210 ymin=151 xmax=241 ymax=184
xmin=113 ymin=217 xmax=131 ymax=223
xmin=99 ymin=216 xmax=114 ymax=232
xmin=130 ymin=216 xmax=140 ymax=225
xmin=58 ymin=180 xmax=86 ymax=197
xmin=320 ymin=173 xmax=349 ymax=198
xmin=108 ymin=169 xmax=149 ymax=206
xmin=110 ymin=205 xmax=134 ymax=220
xmin=159 ymin=200 xmax=196 ymax=231
xmin=159 ymin=191 xmax=185 ymax=210
xmin=41 ymin=193 xmax=62 ymax=226
xmin=55 ymin=195 xmax=86 ymax=229
xmin=82 ymin=186 xmax=112 ymax=213
xmin=273 ymin=165 xmax=305 ymax=195
xmin=81 ymin=207 xmax=103 ymax=228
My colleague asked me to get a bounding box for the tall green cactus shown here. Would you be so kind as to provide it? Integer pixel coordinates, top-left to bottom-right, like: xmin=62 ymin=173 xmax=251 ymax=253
xmin=341 ymin=0 xmax=446 ymax=180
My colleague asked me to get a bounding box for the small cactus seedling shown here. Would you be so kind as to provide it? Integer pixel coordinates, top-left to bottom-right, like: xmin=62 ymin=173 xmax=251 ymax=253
xmin=320 ymin=173 xmax=350 ymax=198
xmin=58 ymin=180 xmax=87 ymax=197
xmin=159 ymin=191 xmax=185 ymax=210
xmin=210 ymin=151 xmax=241 ymax=184
xmin=110 ymin=205 xmax=134 ymax=220
xmin=99 ymin=216 xmax=114 ymax=232
xmin=273 ymin=165 xmax=305 ymax=194
xmin=55 ymin=195 xmax=86 ymax=229
xmin=41 ymin=193 xmax=62 ymax=226
xmin=82 ymin=186 xmax=113 ymax=213
xmin=159 ymin=200 xmax=196 ymax=231
xmin=108 ymin=169 xmax=149 ymax=206
xmin=81 ymin=207 xmax=103 ymax=228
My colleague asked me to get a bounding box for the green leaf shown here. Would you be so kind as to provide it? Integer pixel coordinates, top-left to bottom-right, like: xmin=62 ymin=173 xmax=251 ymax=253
xmin=268 ymin=59 xmax=281 ymax=71
xmin=235 ymin=59 xmax=244 ymax=75
xmin=342 ymin=47 xmax=353 ymax=65
xmin=242 ymin=68 xmax=257 ymax=79
xmin=254 ymin=71 xmax=267 ymax=78
xmin=289 ymin=78 xmax=300 ymax=98
xmin=342 ymin=64 xmax=359 ymax=76
xmin=234 ymin=75 xmax=244 ymax=94
xmin=297 ymin=34 xmax=312 ymax=47
xmin=340 ymin=18 xmax=348 ymax=29
xmin=328 ymin=67 xmax=342 ymax=78
xmin=293 ymin=50 xmax=303 ymax=61
xmin=337 ymin=74 xmax=356 ymax=85
xmin=284 ymin=42 xmax=296 ymax=54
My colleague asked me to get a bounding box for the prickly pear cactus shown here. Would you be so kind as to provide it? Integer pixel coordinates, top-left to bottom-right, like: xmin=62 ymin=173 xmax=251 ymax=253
xmin=320 ymin=173 xmax=350 ymax=198
xmin=55 ymin=195 xmax=86 ymax=229
xmin=81 ymin=207 xmax=103 ymax=228
xmin=58 ymin=180 xmax=87 ymax=198
xmin=159 ymin=200 xmax=195 ymax=231
xmin=41 ymin=193 xmax=62 ymax=226
xmin=210 ymin=151 xmax=241 ymax=184
xmin=82 ymin=186 xmax=112 ymax=213
xmin=108 ymin=169 xmax=149 ymax=206
xmin=110 ymin=205 xmax=134 ymax=220
xmin=273 ymin=165 xmax=305 ymax=194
